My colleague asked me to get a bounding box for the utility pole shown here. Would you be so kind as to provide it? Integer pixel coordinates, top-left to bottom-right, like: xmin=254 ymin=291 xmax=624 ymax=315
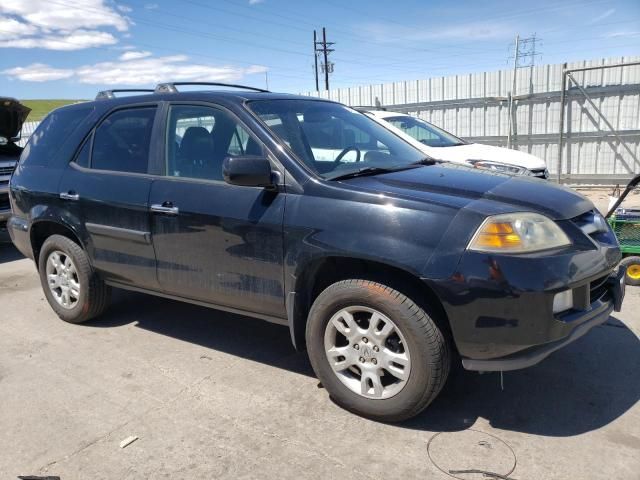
xmin=313 ymin=30 xmax=319 ymax=91
xmin=507 ymin=33 xmax=541 ymax=148
xmin=507 ymin=35 xmax=519 ymax=149
xmin=314 ymin=27 xmax=335 ymax=91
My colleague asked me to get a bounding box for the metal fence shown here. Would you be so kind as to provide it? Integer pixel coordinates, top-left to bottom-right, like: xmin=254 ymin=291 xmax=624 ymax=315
xmin=303 ymin=56 xmax=640 ymax=184
xmin=17 ymin=121 xmax=40 ymax=147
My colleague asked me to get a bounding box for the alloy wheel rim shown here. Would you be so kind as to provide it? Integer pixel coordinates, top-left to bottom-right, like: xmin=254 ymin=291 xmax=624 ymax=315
xmin=323 ymin=306 xmax=411 ymax=400
xmin=45 ymin=250 xmax=81 ymax=309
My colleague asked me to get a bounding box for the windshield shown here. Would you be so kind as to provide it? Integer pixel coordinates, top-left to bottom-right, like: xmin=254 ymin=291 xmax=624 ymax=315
xmin=248 ymin=100 xmax=426 ymax=180
xmin=385 ymin=115 xmax=466 ymax=148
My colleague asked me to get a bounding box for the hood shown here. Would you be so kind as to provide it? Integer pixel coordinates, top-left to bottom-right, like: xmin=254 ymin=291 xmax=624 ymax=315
xmin=343 ymin=163 xmax=592 ymax=220
xmin=424 ymin=143 xmax=547 ymax=170
xmin=0 ymin=97 xmax=31 ymax=141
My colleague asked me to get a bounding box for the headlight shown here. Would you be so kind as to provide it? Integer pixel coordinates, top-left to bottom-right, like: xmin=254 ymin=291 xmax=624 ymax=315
xmin=467 ymin=159 xmax=530 ymax=176
xmin=468 ymin=212 xmax=571 ymax=253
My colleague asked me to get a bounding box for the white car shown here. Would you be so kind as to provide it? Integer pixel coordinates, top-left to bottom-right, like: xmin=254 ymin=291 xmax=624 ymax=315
xmin=362 ymin=109 xmax=549 ymax=179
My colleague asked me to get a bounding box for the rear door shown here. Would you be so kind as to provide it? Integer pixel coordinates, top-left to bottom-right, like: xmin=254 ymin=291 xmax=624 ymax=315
xmin=149 ymin=103 xmax=286 ymax=318
xmin=58 ymin=104 xmax=160 ymax=289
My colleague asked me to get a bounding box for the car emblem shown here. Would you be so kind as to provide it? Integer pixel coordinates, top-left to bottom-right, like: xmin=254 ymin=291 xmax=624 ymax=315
xmin=361 ymin=346 xmax=373 ymax=359
xmin=593 ymin=212 xmax=608 ymax=232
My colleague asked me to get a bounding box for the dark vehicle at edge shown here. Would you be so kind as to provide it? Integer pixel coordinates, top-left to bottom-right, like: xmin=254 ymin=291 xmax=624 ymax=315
xmin=1 ymin=97 xmax=30 ymax=232
xmin=7 ymin=84 xmax=625 ymax=421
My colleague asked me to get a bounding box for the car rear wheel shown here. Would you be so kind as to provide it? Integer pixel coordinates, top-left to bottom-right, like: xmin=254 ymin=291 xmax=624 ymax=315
xmin=38 ymin=234 xmax=111 ymax=323
xmin=306 ymin=279 xmax=450 ymax=422
xmin=621 ymin=255 xmax=640 ymax=286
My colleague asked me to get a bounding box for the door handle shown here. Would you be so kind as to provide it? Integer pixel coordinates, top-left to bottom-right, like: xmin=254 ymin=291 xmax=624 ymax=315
xmin=150 ymin=203 xmax=179 ymax=215
xmin=60 ymin=191 xmax=80 ymax=201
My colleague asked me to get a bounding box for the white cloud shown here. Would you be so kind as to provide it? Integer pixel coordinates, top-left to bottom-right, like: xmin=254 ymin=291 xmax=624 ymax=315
xmin=605 ymin=30 xmax=640 ymax=39
xmin=0 ymin=29 xmax=117 ymax=50
xmin=0 ymin=0 xmax=129 ymax=32
xmin=0 ymin=0 xmax=130 ymax=51
xmin=3 ymin=54 xmax=269 ymax=86
xmin=119 ymin=50 xmax=152 ymax=60
xmin=249 ymin=0 xmax=265 ymax=4
xmin=117 ymin=5 xmax=133 ymax=13
xmin=0 ymin=18 xmax=39 ymax=39
xmin=3 ymin=63 xmax=74 ymax=82
xmin=590 ymin=8 xmax=616 ymax=25
xmin=144 ymin=3 xmax=159 ymax=9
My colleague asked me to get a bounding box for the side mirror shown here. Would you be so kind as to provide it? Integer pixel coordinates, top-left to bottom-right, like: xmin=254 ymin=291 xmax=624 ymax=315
xmin=222 ymin=155 xmax=275 ymax=188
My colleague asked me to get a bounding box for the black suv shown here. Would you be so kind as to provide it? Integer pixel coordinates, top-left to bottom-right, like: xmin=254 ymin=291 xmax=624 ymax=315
xmin=8 ymin=83 xmax=625 ymax=421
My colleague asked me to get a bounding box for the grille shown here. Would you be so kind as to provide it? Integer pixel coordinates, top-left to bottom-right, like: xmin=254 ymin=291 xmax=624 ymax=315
xmin=0 ymin=165 xmax=15 ymax=176
xmin=572 ymin=210 xmax=608 ymax=235
xmin=589 ymin=274 xmax=609 ymax=303
xmin=0 ymin=193 xmax=9 ymax=211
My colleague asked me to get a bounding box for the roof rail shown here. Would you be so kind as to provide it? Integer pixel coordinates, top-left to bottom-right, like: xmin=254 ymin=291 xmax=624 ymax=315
xmin=351 ymin=105 xmax=388 ymax=112
xmin=95 ymin=89 xmax=155 ymax=100
xmin=154 ymin=82 xmax=269 ymax=94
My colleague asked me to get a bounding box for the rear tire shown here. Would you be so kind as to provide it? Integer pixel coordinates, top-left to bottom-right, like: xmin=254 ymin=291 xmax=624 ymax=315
xmin=38 ymin=234 xmax=111 ymax=323
xmin=306 ymin=279 xmax=450 ymax=422
xmin=621 ymin=256 xmax=640 ymax=286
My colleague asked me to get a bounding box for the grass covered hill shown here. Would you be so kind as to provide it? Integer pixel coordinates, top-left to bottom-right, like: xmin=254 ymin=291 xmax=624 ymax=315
xmin=21 ymin=99 xmax=86 ymax=121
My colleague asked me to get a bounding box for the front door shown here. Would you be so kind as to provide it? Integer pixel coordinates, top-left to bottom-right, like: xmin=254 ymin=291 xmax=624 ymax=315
xmin=58 ymin=105 xmax=159 ymax=289
xmin=149 ymin=104 xmax=286 ymax=318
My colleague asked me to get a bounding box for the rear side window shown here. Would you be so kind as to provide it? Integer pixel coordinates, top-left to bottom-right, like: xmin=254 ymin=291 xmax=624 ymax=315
xmin=92 ymin=107 xmax=156 ymax=173
xmin=20 ymin=105 xmax=93 ymax=166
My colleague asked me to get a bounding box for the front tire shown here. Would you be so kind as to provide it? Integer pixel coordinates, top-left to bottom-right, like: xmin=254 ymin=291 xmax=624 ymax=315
xmin=306 ymin=279 xmax=450 ymax=422
xmin=38 ymin=234 xmax=111 ymax=323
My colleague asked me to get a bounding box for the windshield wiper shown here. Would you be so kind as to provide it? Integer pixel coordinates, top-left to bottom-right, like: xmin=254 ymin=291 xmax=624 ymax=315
xmin=328 ymin=167 xmax=397 ymax=181
xmin=410 ymin=157 xmax=438 ymax=166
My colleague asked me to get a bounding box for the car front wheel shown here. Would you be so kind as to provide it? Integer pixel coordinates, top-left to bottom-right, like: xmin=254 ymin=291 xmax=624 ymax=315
xmin=306 ymin=279 xmax=450 ymax=422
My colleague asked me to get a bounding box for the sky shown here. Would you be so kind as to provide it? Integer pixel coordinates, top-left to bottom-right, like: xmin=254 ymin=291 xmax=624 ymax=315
xmin=1 ymin=0 xmax=639 ymax=99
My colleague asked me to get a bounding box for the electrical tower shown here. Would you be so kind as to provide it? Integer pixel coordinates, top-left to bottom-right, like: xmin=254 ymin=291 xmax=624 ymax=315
xmin=313 ymin=27 xmax=335 ymax=91
xmin=507 ymin=33 xmax=541 ymax=147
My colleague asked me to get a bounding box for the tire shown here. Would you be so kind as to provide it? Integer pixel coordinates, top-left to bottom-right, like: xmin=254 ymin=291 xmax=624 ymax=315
xmin=306 ymin=279 xmax=450 ymax=422
xmin=621 ymin=256 xmax=640 ymax=286
xmin=38 ymin=234 xmax=111 ymax=323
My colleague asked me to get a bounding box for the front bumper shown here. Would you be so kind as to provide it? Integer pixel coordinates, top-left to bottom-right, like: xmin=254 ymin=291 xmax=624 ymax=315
xmin=461 ymin=297 xmax=613 ymax=371
xmin=428 ymin=243 xmax=624 ymax=371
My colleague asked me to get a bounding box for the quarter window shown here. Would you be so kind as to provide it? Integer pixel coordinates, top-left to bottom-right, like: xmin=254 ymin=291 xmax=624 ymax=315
xmin=73 ymin=137 xmax=91 ymax=168
xmin=166 ymin=105 xmax=262 ymax=181
xmin=91 ymin=107 xmax=156 ymax=173
xmin=21 ymin=105 xmax=93 ymax=167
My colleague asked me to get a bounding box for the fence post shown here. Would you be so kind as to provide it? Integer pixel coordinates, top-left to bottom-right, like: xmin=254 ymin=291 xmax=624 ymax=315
xmin=557 ymin=63 xmax=568 ymax=183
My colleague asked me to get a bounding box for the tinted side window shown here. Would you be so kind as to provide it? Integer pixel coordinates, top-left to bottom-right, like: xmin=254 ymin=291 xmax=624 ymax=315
xmin=21 ymin=105 xmax=94 ymax=167
xmin=73 ymin=136 xmax=91 ymax=168
xmin=92 ymin=107 xmax=156 ymax=173
xmin=166 ymin=105 xmax=261 ymax=181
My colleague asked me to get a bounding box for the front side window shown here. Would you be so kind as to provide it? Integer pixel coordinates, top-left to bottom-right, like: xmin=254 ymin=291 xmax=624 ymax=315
xmin=385 ymin=116 xmax=466 ymax=148
xmin=248 ymin=100 xmax=426 ymax=180
xmin=92 ymin=107 xmax=156 ymax=173
xmin=166 ymin=105 xmax=261 ymax=181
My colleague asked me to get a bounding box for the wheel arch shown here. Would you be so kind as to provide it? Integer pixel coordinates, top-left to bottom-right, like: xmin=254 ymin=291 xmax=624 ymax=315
xmin=30 ymin=219 xmax=86 ymax=270
xmin=287 ymin=255 xmax=450 ymax=351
